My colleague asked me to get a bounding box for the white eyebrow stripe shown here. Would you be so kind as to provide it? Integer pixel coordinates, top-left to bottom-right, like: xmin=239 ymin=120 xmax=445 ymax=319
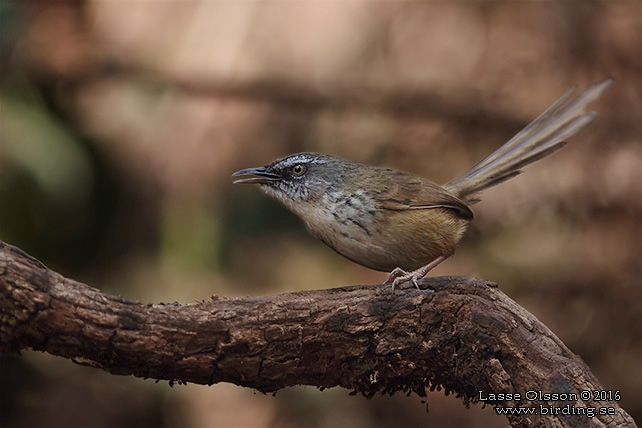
xmin=280 ymin=155 xmax=328 ymax=167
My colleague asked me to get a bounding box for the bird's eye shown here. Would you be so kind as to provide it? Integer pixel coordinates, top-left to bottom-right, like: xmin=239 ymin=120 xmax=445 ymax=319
xmin=291 ymin=164 xmax=306 ymax=176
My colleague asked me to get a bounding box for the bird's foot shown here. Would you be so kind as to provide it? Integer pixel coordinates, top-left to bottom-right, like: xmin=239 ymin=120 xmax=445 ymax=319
xmin=383 ymin=268 xmax=421 ymax=291
xmin=383 ymin=255 xmax=449 ymax=291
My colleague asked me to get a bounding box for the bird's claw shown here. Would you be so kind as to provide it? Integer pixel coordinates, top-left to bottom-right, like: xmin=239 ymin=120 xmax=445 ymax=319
xmin=384 ymin=268 xmax=421 ymax=291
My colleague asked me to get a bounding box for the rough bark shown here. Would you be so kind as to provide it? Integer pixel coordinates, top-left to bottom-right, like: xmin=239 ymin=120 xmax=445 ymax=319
xmin=0 ymin=241 xmax=636 ymax=427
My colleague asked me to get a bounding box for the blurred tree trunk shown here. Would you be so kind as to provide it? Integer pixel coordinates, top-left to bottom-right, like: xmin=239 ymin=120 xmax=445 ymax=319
xmin=0 ymin=241 xmax=636 ymax=428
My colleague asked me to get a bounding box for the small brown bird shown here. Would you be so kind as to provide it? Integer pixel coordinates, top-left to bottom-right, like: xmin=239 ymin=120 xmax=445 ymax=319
xmin=232 ymin=79 xmax=612 ymax=290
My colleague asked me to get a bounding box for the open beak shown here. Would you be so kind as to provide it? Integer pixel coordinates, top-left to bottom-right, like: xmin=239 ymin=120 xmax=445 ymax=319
xmin=232 ymin=167 xmax=281 ymax=184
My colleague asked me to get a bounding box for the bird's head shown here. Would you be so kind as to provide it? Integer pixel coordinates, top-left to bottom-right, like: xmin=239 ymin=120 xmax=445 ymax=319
xmin=232 ymin=153 xmax=349 ymax=211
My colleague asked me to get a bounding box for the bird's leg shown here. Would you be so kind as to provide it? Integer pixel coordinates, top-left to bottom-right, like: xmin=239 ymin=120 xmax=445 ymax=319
xmin=384 ymin=255 xmax=448 ymax=291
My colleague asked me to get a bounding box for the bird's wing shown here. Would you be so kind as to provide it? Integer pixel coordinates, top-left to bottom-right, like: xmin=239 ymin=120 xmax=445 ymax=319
xmin=373 ymin=170 xmax=474 ymax=220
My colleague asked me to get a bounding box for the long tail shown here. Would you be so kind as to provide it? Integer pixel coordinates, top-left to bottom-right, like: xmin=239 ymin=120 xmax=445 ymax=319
xmin=444 ymin=79 xmax=612 ymax=203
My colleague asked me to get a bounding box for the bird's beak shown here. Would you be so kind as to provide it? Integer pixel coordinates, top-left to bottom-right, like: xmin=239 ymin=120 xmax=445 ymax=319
xmin=232 ymin=167 xmax=281 ymax=184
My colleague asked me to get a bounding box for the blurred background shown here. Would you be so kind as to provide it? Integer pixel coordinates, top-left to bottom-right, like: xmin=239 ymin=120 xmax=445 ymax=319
xmin=1 ymin=1 xmax=640 ymax=427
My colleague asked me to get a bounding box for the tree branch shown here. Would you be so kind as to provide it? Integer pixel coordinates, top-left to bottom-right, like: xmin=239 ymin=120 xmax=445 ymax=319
xmin=0 ymin=241 xmax=636 ymax=427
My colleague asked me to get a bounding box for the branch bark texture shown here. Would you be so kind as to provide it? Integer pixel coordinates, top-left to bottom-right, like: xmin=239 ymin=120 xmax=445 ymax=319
xmin=0 ymin=241 xmax=636 ymax=427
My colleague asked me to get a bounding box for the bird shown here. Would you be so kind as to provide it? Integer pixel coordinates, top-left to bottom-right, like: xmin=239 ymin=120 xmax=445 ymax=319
xmin=232 ymin=79 xmax=612 ymax=290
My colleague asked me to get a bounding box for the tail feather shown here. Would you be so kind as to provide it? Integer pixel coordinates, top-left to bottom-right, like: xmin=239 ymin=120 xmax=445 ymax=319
xmin=444 ymin=79 xmax=612 ymax=203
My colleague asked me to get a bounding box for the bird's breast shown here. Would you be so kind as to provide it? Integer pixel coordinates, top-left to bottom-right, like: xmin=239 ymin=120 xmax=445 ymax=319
xmin=289 ymin=190 xmax=468 ymax=272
